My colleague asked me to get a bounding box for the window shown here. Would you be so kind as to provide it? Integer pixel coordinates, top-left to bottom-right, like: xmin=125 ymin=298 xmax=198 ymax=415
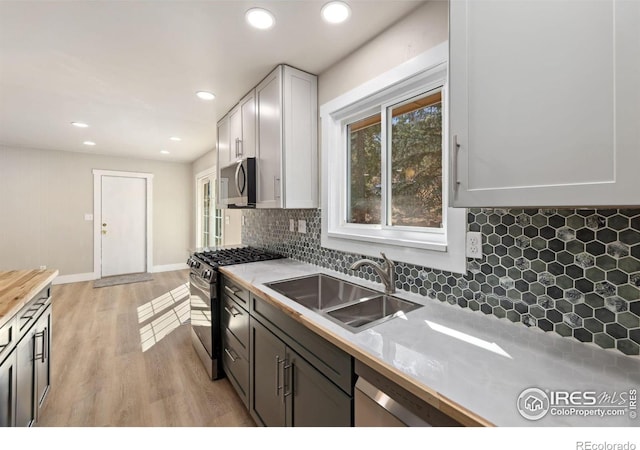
xmin=347 ymin=90 xmax=443 ymax=229
xmin=320 ymin=43 xmax=467 ymax=273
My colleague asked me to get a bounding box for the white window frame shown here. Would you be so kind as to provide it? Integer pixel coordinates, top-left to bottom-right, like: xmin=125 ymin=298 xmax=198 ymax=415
xmin=320 ymin=43 xmax=467 ymax=274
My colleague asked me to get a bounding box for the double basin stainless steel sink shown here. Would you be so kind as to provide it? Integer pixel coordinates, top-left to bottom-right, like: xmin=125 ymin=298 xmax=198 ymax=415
xmin=266 ymin=273 xmax=422 ymax=332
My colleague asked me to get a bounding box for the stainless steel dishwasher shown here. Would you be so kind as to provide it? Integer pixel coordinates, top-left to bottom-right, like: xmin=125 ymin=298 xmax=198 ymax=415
xmin=354 ymin=361 xmax=461 ymax=427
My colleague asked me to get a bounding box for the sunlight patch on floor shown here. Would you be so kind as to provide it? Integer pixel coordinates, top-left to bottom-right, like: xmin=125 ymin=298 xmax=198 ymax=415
xmin=138 ymin=283 xmax=190 ymax=352
xmin=137 ymin=283 xmax=189 ymax=323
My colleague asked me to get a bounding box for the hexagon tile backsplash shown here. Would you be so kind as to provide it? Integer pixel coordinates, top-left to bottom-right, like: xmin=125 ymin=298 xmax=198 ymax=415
xmin=242 ymin=208 xmax=640 ymax=356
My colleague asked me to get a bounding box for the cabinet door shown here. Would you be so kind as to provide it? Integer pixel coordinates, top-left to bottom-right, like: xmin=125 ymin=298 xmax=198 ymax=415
xmin=240 ymin=90 xmax=256 ymax=158
xmin=285 ymin=349 xmax=352 ymax=427
xmin=15 ymin=331 xmax=35 ymax=427
xmin=217 ymin=115 xmax=231 ymax=168
xmin=256 ymin=67 xmax=283 ymax=208
xmin=282 ymin=65 xmax=318 ymax=209
xmin=250 ymin=318 xmax=286 ymax=426
xmin=34 ymin=306 xmax=51 ymax=413
xmin=229 ymin=105 xmax=242 ymax=162
xmin=449 ymin=0 xmax=640 ymax=207
xmin=0 ymin=350 xmax=17 ymax=427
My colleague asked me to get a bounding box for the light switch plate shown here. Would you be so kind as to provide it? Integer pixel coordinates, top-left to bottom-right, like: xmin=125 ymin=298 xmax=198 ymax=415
xmin=466 ymin=231 xmax=483 ymax=258
xmin=290 ymin=219 xmax=295 ymax=232
xmin=225 ymin=216 xmax=230 ymax=225
xmin=84 ymin=213 xmax=93 ymax=221
xmin=298 ymin=219 xmax=307 ymax=234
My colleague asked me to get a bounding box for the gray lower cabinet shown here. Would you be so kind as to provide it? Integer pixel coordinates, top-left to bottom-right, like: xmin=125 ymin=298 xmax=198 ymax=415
xmin=250 ymin=318 xmax=286 ymax=426
xmin=285 ymin=347 xmax=351 ymax=427
xmin=219 ymin=275 xmax=354 ymax=426
xmin=34 ymin=306 xmax=51 ymax=411
xmin=0 ymin=350 xmax=17 ymax=427
xmin=0 ymin=285 xmax=52 ymax=428
xmin=249 ymin=317 xmax=352 ymax=427
xmin=14 ymin=303 xmax=51 ymax=427
xmin=221 ymin=278 xmax=250 ymax=408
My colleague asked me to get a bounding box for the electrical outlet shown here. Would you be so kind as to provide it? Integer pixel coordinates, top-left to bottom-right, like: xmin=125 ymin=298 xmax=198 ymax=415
xmin=84 ymin=213 xmax=93 ymax=221
xmin=225 ymin=215 xmax=230 ymax=225
xmin=39 ymin=265 xmax=46 ymax=270
xmin=289 ymin=219 xmax=295 ymax=232
xmin=466 ymin=232 xmax=483 ymax=258
xmin=298 ymin=219 xmax=307 ymax=234
xmin=241 ymin=215 xmax=246 ymax=226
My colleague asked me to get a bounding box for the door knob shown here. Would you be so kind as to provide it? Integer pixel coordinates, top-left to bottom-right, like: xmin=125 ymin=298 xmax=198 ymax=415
xmin=102 ymin=223 xmax=107 ymax=227
xmin=102 ymin=230 xmax=107 ymax=235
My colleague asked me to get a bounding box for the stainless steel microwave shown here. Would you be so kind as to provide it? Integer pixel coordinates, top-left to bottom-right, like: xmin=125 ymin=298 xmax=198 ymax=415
xmin=219 ymin=157 xmax=257 ymax=208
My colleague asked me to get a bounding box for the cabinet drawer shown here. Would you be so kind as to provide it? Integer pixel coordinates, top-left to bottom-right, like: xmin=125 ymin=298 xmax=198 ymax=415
xmin=251 ymin=294 xmax=354 ymax=395
xmin=222 ymin=277 xmax=249 ymax=309
xmin=222 ymin=294 xmax=249 ymax=358
xmin=222 ymin=329 xmax=249 ymax=408
xmin=0 ymin=316 xmax=17 ymax=364
xmin=17 ymin=287 xmax=50 ymax=335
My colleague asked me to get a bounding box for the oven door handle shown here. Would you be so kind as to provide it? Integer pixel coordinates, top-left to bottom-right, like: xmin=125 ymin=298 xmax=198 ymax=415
xmin=189 ymin=272 xmax=211 ymax=293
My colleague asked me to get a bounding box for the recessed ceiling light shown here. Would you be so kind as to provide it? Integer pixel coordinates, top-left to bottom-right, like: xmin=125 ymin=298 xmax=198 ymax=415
xmin=71 ymin=121 xmax=89 ymax=128
xmin=83 ymin=141 xmax=96 ymax=146
xmin=160 ymin=150 xmax=170 ymax=155
xmin=196 ymin=91 xmax=216 ymax=100
xmin=170 ymin=136 xmax=182 ymax=142
xmin=321 ymin=1 xmax=351 ymax=24
xmin=246 ymin=8 xmax=275 ymax=30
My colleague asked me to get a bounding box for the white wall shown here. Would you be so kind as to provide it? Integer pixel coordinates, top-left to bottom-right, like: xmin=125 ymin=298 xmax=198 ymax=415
xmin=318 ymin=1 xmax=448 ymax=104
xmin=0 ymin=145 xmax=192 ymax=277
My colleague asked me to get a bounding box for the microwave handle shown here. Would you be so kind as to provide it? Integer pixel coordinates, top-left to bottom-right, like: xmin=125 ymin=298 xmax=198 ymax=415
xmin=234 ymin=161 xmax=246 ymax=197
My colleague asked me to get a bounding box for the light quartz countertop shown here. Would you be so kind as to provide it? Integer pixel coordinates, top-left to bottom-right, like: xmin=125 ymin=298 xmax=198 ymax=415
xmin=220 ymin=258 xmax=640 ymax=427
xmin=0 ymin=269 xmax=58 ymax=328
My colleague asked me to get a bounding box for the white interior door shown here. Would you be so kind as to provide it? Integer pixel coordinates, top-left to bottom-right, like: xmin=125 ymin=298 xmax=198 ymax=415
xmin=101 ymin=175 xmax=146 ymax=277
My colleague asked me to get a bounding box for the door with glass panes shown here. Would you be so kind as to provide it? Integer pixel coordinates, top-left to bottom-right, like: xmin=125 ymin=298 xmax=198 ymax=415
xmin=198 ymin=174 xmax=222 ymax=248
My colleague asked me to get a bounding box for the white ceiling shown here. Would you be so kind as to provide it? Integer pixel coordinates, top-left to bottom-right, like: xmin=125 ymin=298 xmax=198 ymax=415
xmin=0 ymin=0 xmax=425 ymax=163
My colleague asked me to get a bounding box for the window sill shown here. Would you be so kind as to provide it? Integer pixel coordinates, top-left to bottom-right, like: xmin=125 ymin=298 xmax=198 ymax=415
xmin=326 ymin=230 xmax=447 ymax=252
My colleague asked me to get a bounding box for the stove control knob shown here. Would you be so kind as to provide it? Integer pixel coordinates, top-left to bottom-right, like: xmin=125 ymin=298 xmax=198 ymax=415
xmin=195 ymin=261 xmax=201 ymax=269
xmin=203 ymin=270 xmax=212 ymax=280
xmin=187 ymin=258 xmax=193 ymax=267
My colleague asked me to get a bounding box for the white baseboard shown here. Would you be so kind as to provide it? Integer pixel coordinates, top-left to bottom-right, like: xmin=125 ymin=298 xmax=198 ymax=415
xmin=152 ymin=263 xmax=189 ymax=273
xmin=53 ymin=264 xmax=188 ymax=285
xmin=53 ymin=272 xmax=96 ymax=285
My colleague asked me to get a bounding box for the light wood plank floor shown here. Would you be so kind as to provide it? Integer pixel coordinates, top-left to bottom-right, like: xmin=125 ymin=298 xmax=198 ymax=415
xmin=38 ymin=270 xmax=255 ymax=427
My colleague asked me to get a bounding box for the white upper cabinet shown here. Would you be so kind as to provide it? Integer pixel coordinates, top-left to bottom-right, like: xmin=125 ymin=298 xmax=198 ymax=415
xmin=256 ymin=65 xmax=318 ymax=209
xmin=217 ymin=113 xmax=230 ymax=168
xmin=449 ymin=0 xmax=640 ymax=207
xmin=229 ymin=89 xmax=256 ymax=162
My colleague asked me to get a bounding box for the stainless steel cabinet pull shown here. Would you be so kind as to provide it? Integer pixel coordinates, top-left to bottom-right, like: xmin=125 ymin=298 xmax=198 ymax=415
xmin=224 ymin=285 xmax=239 ymax=296
xmin=34 ymin=330 xmax=46 ymax=362
xmin=274 ymin=176 xmax=280 ymax=199
xmin=283 ymin=361 xmax=293 ymax=398
xmin=238 ymin=138 xmax=243 ymax=157
xmin=275 ymin=356 xmax=284 ymax=397
xmin=224 ymin=347 xmax=237 ymax=362
xmin=224 ymin=305 xmax=241 ymax=317
xmin=452 ymin=134 xmax=461 ymax=199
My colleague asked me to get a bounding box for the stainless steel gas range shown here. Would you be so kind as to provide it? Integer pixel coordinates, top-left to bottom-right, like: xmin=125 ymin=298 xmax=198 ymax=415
xmin=187 ymin=247 xmax=282 ymax=380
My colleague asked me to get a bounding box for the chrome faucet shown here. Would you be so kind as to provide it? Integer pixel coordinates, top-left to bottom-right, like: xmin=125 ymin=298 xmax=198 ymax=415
xmin=349 ymin=252 xmax=396 ymax=294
